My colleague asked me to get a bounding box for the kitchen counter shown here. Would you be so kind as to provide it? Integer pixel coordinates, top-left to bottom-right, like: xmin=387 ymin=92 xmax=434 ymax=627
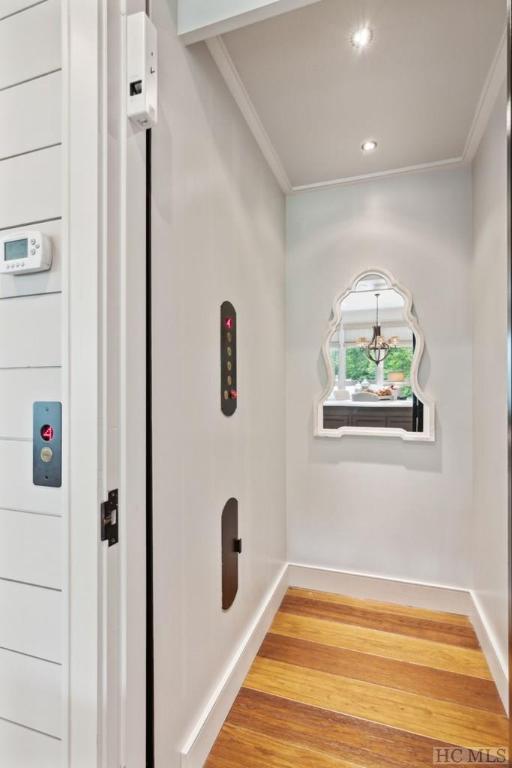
xmin=324 ymin=399 xmax=413 ymax=408
xmin=323 ymin=399 xmax=415 ymax=430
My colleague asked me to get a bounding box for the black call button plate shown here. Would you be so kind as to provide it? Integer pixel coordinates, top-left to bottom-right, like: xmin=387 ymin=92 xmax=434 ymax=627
xmin=220 ymin=301 xmax=237 ymax=416
xmin=33 ymin=401 xmax=62 ymax=487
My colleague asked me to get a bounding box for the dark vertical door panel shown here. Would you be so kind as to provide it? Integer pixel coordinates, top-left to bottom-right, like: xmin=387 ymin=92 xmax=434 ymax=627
xmin=222 ymin=498 xmax=240 ymax=610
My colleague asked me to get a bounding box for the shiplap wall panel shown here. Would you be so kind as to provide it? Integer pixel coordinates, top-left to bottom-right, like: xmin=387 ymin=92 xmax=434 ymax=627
xmin=0 ymin=580 xmax=61 ymax=662
xmin=0 ymin=649 xmax=61 ymax=736
xmin=0 ymin=442 xmax=61 ymax=515
xmin=0 ymin=293 xmax=61 ymax=367
xmin=0 ymin=509 xmax=61 ymax=588
xmin=0 ymin=71 xmax=61 ymax=160
xmin=0 ymin=0 xmax=60 ymax=90
xmin=0 ymin=145 xmax=61 ymax=229
xmin=0 ymin=719 xmax=61 ymax=768
xmin=0 ymin=0 xmax=65 ymax=754
xmin=0 ymin=219 xmax=62 ymax=299
xmin=0 ymin=368 xmax=61 ymax=438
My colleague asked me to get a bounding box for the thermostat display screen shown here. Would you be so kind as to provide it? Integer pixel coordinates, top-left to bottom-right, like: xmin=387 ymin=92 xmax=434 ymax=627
xmin=4 ymin=238 xmax=28 ymax=261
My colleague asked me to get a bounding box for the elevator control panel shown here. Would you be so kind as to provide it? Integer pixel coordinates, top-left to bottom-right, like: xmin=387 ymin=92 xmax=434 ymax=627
xmin=33 ymin=402 xmax=62 ymax=487
xmin=220 ymin=301 xmax=237 ymax=416
xmin=0 ymin=231 xmax=52 ymax=275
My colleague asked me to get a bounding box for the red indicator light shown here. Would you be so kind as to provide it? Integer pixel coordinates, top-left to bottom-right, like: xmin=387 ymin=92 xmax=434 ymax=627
xmin=41 ymin=424 xmax=54 ymax=442
xmin=229 ymin=389 xmax=238 ymax=400
xmin=224 ymin=317 xmax=234 ymax=330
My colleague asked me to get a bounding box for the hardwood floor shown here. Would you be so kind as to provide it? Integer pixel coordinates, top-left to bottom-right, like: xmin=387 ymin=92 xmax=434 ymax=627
xmin=205 ymin=587 xmax=508 ymax=767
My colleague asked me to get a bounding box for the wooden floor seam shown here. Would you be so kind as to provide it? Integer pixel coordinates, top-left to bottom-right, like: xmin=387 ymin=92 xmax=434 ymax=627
xmin=259 ymin=633 xmax=501 ymax=713
xmin=206 ymin=587 xmax=508 ymax=768
xmin=256 ymin=641 xmax=503 ymax=719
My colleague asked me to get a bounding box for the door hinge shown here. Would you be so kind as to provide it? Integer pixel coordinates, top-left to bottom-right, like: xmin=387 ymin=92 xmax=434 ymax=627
xmin=101 ymin=489 xmax=119 ymax=547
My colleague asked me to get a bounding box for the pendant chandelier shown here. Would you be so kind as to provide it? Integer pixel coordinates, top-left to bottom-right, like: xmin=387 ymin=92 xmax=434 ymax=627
xmin=356 ymin=293 xmax=398 ymax=365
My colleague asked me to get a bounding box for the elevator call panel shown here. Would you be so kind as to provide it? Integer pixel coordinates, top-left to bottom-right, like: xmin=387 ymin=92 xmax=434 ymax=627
xmin=220 ymin=301 xmax=237 ymax=416
xmin=0 ymin=231 xmax=52 ymax=275
xmin=33 ymin=402 xmax=62 ymax=487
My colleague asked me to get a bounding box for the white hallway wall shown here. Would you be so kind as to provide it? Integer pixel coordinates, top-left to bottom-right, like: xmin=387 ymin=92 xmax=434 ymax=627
xmin=471 ymin=82 xmax=508 ymax=674
xmin=0 ymin=1 xmax=64 ymax=766
xmin=151 ymin=0 xmax=287 ymax=766
xmin=286 ymin=167 xmax=474 ymax=587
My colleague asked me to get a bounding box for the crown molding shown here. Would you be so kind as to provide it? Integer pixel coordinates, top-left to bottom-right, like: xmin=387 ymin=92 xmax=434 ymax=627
xmin=463 ymin=29 xmax=507 ymax=162
xmin=208 ymin=25 xmax=506 ymax=195
xmin=291 ymin=156 xmax=465 ymax=194
xmin=206 ymin=36 xmax=292 ymax=194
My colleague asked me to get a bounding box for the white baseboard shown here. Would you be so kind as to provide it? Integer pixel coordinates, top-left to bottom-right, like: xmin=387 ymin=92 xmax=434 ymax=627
xmin=180 ymin=563 xmax=289 ymax=768
xmin=180 ymin=562 xmax=508 ymax=767
xmin=287 ymin=562 xmax=473 ymax=614
xmin=469 ymin=590 xmax=509 ymax=714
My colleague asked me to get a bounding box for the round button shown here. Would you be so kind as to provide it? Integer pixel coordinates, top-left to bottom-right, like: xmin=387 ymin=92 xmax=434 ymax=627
xmin=40 ymin=447 xmax=53 ymax=463
xmin=223 ymin=390 xmax=228 ymax=400
xmin=227 ymin=361 xmax=232 ymax=371
xmin=227 ymin=375 xmax=232 ymax=386
xmin=227 ymin=347 xmax=232 ymax=357
xmin=30 ymin=248 xmax=36 ymax=256
xmin=30 ymin=239 xmax=36 ymax=245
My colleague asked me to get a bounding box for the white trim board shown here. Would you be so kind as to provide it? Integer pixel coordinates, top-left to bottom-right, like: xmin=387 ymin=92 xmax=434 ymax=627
xmin=206 ymin=36 xmax=292 ymax=194
xmin=206 ymin=23 xmax=507 ymax=194
xmin=469 ymin=590 xmax=508 ymax=715
xmin=287 ymin=563 xmax=473 ymax=614
xmin=291 ymin=156 xmax=465 ymax=194
xmin=179 ymin=562 xmax=508 ymax=766
xmin=179 ymin=0 xmax=323 ymax=45
xmin=463 ymin=29 xmax=507 ymax=162
xmin=180 ymin=564 xmax=289 ymax=768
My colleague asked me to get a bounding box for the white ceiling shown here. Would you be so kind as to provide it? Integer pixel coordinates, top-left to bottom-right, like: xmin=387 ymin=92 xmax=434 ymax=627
xmin=221 ymin=0 xmax=506 ymax=188
xmin=342 ymin=287 xmax=404 ymax=312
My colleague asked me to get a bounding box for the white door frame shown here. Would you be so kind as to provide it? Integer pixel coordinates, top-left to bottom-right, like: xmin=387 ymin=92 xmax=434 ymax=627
xmin=63 ymin=0 xmax=147 ymax=765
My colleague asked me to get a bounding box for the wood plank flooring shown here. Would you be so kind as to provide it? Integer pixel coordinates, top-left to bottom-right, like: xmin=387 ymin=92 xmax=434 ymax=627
xmin=206 ymin=587 xmax=508 ymax=767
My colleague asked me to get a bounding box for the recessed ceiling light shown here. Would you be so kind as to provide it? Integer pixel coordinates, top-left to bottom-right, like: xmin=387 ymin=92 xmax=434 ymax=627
xmin=361 ymin=140 xmax=378 ymax=153
xmin=351 ymin=26 xmax=373 ymax=49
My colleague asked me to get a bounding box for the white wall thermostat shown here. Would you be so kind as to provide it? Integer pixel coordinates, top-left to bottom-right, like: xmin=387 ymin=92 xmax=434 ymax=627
xmin=0 ymin=231 xmax=52 ymax=275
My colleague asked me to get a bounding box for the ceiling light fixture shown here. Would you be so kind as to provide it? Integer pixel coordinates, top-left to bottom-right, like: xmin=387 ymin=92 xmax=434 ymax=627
xmin=357 ymin=293 xmax=398 ymax=365
xmin=351 ymin=26 xmax=373 ymax=49
xmin=361 ymin=139 xmax=378 ymax=153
